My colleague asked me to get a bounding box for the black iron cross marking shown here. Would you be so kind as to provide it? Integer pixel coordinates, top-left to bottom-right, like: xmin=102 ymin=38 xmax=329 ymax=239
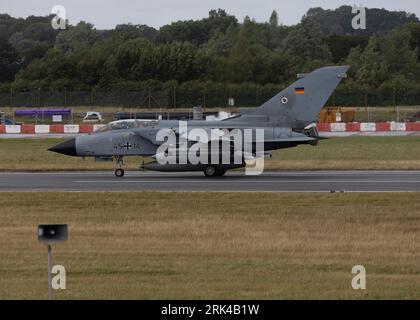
xmin=123 ymin=142 xmax=133 ymax=150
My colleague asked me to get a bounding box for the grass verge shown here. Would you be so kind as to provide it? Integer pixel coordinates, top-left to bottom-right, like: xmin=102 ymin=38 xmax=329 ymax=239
xmin=0 ymin=192 xmax=418 ymax=299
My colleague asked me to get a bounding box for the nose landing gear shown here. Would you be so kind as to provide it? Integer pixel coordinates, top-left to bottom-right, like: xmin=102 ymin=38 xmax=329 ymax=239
xmin=114 ymin=156 xmax=125 ymax=177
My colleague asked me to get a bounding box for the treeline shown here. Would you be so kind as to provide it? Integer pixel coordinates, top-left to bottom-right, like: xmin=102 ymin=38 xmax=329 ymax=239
xmin=1 ymin=6 xmax=420 ymax=96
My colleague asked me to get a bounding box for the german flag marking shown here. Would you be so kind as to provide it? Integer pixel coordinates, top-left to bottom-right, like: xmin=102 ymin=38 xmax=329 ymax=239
xmin=295 ymin=87 xmax=305 ymax=95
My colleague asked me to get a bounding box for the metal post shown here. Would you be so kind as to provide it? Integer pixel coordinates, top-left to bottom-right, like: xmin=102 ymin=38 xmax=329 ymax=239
xmin=64 ymin=88 xmax=67 ymax=107
xmin=47 ymin=244 xmax=52 ymax=300
xmin=148 ymin=87 xmax=151 ymax=108
xmin=256 ymin=86 xmax=259 ymax=106
xmin=393 ymin=87 xmax=396 ymax=111
xmin=365 ymin=90 xmax=369 ymax=122
xmin=228 ymin=85 xmax=232 ymax=112
xmin=9 ymin=88 xmax=13 ymax=109
xmin=173 ymin=86 xmax=177 ymax=109
xmin=365 ymin=91 xmax=368 ymax=107
xmin=121 ymin=88 xmax=125 ymax=108
xmin=203 ymin=85 xmax=207 ymax=111
xmin=91 ymin=88 xmax=94 ymax=106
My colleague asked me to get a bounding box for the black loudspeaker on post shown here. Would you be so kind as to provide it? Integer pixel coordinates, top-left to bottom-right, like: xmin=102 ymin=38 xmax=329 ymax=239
xmin=38 ymin=224 xmax=68 ymax=243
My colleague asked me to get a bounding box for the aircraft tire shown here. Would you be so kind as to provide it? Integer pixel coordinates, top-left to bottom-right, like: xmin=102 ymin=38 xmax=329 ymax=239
xmin=115 ymin=168 xmax=125 ymax=178
xmin=204 ymin=165 xmax=217 ymax=177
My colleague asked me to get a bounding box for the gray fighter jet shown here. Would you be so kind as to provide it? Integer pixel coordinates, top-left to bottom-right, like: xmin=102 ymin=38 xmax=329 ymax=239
xmin=49 ymin=66 xmax=349 ymax=177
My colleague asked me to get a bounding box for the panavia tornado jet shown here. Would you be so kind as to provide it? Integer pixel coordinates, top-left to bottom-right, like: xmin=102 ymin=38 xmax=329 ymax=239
xmin=49 ymin=66 xmax=349 ymax=177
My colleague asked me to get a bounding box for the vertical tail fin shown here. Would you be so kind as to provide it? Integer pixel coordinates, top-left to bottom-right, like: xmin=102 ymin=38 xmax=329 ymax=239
xmin=249 ymin=66 xmax=349 ymax=128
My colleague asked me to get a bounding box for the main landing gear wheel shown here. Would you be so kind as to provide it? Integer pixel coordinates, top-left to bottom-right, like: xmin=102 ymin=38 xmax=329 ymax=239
xmin=115 ymin=168 xmax=125 ymax=178
xmin=204 ymin=165 xmax=217 ymax=177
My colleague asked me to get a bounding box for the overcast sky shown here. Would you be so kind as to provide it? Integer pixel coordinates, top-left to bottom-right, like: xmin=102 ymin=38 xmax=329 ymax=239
xmin=1 ymin=0 xmax=419 ymax=29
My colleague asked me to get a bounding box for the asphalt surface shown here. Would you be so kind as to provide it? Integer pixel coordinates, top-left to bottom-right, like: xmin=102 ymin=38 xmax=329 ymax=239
xmin=1 ymin=171 xmax=420 ymax=192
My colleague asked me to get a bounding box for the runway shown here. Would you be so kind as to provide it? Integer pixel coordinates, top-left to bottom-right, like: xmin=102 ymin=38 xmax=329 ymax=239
xmin=1 ymin=171 xmax=420 ymax=192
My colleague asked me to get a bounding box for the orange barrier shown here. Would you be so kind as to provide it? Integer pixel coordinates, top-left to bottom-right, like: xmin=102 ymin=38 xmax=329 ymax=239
xmin=375 ymin=123 xmax=391 ymax=132
xmin=49 ymin=125 xmax=65 ymax=133
xmin=21 ymin=124 xmax=35 ymax=134
xmin=79 ymin=124 xmax=93 ymax=133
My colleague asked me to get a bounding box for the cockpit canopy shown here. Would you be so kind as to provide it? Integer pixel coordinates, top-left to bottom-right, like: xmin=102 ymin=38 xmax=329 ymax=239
xmin=93 ymin=119 xmax=160 ymax=133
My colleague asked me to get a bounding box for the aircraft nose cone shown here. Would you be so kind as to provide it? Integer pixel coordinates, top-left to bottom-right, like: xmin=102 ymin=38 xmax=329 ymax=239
xmin=49 ymin=138 xmax=77 ymax=156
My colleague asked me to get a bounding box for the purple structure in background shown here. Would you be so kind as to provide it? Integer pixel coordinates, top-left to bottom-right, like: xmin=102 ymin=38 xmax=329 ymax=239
xmin=14 ymin=108 xmax=72 ymax=117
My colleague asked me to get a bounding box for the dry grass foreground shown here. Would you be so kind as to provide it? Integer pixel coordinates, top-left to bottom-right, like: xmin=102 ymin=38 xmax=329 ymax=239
xmin=1 ymin=136 xmax=420 ymax=171
xmin=0 ymin=192 xmax=418 ymax=299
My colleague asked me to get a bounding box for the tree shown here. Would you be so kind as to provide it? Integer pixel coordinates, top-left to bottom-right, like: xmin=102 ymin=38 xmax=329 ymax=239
xmin=205 ymin=9 xmax=238 ymax=37
xmin=22 ymin=21 xmax=57 ymax=44
xmin=112 ymin=38 xmax=156 ymax=81
xmin=3 ymin=7 xmax=420 ymax=91
xmin=228 ymin=19 xmax=286 ymax=83
xmin=404 ymin=23 xmax=420 ymax=60
xmin=157 ymin=20 xmax=208 ymax=45
xmin=304 ymin=5 xmax=419 ymax=36
xmin=325 ymin=34 xmax=369 ymax=63
xmin=55 ymin=21 xmax=100 ymax=53
xmin=13 ymin=48 xmax=77 ymax=89
xmin=269 ymin=10 xmax=279 ymax=27
xmin=351 ymin=37 xmax=385 ymax=88
xmin=154 ymin=42 xmax=211 ymax=82
xmin=283 ymin=18 xmax=332 ymax=70
xmin=75 ymin=39 xmax=122 ymax=88
xmin=156 ymin=9 xmax=237 ymax=46
xmin=202 ymin=23 xmax=238 ymax=57
xmin=380 ymin=28 xmax=418 ymax=84
xmin=114 ymin=24 xmax=158 ymax=41
xmin=0 ymin=37 xmax=20 ymax=82
xmin=345 ymin=46 xmax=363 ymax=81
